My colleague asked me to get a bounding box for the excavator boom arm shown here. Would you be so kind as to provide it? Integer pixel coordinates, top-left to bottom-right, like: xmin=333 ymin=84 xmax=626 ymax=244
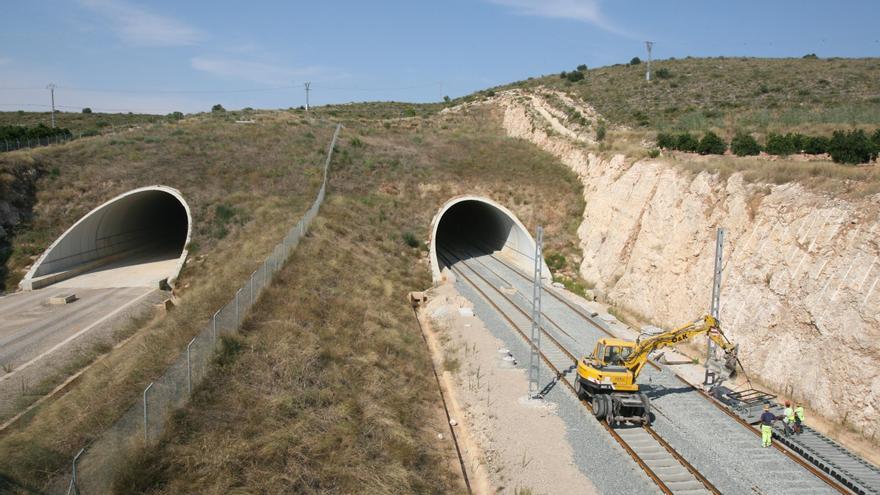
xmin=622 ymin=315 xmax=734 ymax=379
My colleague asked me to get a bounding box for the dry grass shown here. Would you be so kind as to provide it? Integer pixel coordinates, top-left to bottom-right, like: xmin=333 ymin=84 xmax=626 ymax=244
xmin=105 ymin=105 xmax=586 ymax=493
xmin=1 ymin=113 xmax=332 ymax=290
xmin=0 ymin=114 xmax=335 ymax=490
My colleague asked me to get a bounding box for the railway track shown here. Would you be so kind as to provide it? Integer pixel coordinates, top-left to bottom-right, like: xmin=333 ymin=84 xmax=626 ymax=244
xmin=455 ymin=245 xmax=866 ymax=494
xmin=437 ymin=247 xmax=718 ymax=495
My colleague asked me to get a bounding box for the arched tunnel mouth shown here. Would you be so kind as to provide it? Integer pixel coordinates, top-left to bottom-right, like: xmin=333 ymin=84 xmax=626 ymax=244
xmin=22 ymin=186 xmax=191 ymax=290
xmin=430 ymin=197 xmax=547 ymax=283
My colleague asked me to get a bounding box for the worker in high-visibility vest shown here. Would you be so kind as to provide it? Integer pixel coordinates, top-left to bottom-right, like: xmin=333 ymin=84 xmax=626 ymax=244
xmin=794 ymin=403 xmax=805 ymax=435
xmin=782 ymin=401 xmax=795 ymax=436
xmin=760 ymin=404 xmax=776 ymax=447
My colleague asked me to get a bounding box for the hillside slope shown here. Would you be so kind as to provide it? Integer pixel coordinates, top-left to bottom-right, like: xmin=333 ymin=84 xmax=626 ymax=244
xmin=0 ymin=113 xmax=338 ymax=490
xmin=105 ymin=106 xmax=587 ymax=493
xmin=494 ymin=57 xmax=880 ymax=135
xmin=493 ymin=87 xmax=880 ymax=446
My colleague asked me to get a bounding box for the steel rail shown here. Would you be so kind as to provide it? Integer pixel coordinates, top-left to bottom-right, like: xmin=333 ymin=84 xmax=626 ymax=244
xmin=474 ymin=247 xmax=853 ymax=494
xmin=439 ymin=249 xmax=720 ymax=495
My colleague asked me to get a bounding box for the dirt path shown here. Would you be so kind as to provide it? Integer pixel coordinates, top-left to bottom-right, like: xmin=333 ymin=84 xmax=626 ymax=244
xmin=419 ymin=282 xmax=598 ymax=495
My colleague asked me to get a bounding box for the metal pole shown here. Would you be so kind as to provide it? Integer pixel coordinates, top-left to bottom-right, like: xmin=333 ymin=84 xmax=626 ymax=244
xmin=645 ymin=41 xmax=654 ymax=81
xmin=186 ymin=337 xmax=195 ymax=395
xmin=65 ymin=447 xmax=85 ymax=495
xmin=212 ymin=310 xmax=219 ymax=342
xmin=528 ymin=226 xmax=544 ymax=399
xmin=235 ymin=288 xmax=241 ymax=326
xmin=143 ymin=382 xmax=154 ymax=444
xmin=705 ymin=228 xmax=725 ymax=385
xmin=48 ymin=83 xmax=56 ymax=128
xmin=250 ymin=270 xmax=255 ymax=307
xmin=304 ymin=82 xmax=311 ymax=111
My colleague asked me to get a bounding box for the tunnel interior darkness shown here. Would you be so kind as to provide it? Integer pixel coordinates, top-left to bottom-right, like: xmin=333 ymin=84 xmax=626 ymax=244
xmin=24 ymin=187 xmax=190 ymax=289
xmin=431 ymin=197 xmax=547 ymax=283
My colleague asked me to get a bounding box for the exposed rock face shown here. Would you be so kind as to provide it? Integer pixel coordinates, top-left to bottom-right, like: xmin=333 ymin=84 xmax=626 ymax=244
xmin=496 ymin=89 xmax=880 ymax=440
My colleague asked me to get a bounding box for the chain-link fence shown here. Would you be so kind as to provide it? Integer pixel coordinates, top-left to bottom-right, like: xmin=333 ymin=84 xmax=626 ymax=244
xmin=63 ymin=123 xmax=341 ymax=495
xmin=2 ymin=133 xmax=75 ymax=152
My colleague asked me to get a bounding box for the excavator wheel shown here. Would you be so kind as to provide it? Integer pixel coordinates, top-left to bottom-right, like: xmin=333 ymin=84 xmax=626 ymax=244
xmin=605 ymin=395 xmax=616 ymax=425
xmin=576 ymin=380 xmax=588 ymax=401
xmin=592 ymin=395 xmax=606 ymax=419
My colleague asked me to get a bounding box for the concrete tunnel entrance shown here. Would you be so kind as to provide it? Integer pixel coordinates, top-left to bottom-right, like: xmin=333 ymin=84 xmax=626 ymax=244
xmin=20 ymin=186 xmax=191 ymax=290
xmin=429 ymin=196 xmax=549 ymax=284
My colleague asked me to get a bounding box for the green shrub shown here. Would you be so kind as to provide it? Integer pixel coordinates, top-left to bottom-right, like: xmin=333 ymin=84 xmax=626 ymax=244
xmin=872 ymin=129 xmax=880 ymax=150
xmin=211 ymin=104 xmax=225 ymax=113
xmin=576 ymin=64 xmax=588 ymax=72
xmin=82 ymin=107 xmax=92 ymax=114
xmin=402 ymin=231 xmax=420 ymax=248
xmin=730 ymin=132 xmax=761 ymax=156
xmin=167 ymin=111 xmax=184 ymax=121
xmin=648 ymin=148 xmax=660 ymax=158
xmin=765 ymin=133 xmax=797 ymax=156
xmin=629 ymin=57 xmax=642 ymax=65
xmin=803 ymin=136 xmax=829 ymax=155
xmin=803 ymin=53 xmax=819 ymax=59
xmin=545 ymin=252 xmax=566 ymax=271
xmin=656 ymin=133 xmax=676 ymax=149
xmin=655 ymin=68 xmax=672 ymax=79
xmin=675 ymin=133 xmax=699 ymax=152
xmin=698 ymin=131 xmax=727 ymax=155
xmin=559 ymin=71 xmax=567 ymax=79
xmin=596 ymin=123 xmax=607 ymax=141
xmin=566 ymin=71 xmax=585 ymax=82
xmin=828 ymin=129 xmax=878 ymax=164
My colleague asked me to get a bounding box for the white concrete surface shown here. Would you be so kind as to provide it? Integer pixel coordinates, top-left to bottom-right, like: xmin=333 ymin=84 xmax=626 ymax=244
xmin=54 ymin=250 xmax=180 ymax=289
xmin=21 ymin=185 xmax=191 ymax=290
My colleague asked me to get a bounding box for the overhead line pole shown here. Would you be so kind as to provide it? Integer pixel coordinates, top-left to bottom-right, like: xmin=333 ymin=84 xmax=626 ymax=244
xmin=304 ymin=82 xmax=311 ymax=112
xmin=528 ymin=226 xmax=544 ymax=399
xmin=645 ymin=41 xmax=654 ymax=81
xmin=47 ymin=83 xmax=57 ymax=128
xmin=705 ymin=227 xmax=725 ymax=386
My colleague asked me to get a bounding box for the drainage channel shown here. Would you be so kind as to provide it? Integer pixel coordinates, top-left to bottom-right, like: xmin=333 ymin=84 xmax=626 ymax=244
xmin=438 ymin=247 xmax=718 ymax=495
xmin=468 ymin=245 xmax=857 ymax=495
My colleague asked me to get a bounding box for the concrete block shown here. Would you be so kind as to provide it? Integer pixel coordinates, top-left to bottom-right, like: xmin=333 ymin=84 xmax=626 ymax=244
xmin=48 ymin=294 xmax=77 ymax=305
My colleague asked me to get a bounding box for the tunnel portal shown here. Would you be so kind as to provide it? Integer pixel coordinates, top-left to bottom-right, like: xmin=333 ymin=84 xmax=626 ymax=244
xmin=429 ymin=196 xmax=549 ymax=284
xmin=21 ymin=186 xmax=191 ymax=290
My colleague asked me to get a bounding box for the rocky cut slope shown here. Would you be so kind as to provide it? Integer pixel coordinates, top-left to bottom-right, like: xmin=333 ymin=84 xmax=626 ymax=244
xmin=492 ymin=88 xmax=880 ymax=441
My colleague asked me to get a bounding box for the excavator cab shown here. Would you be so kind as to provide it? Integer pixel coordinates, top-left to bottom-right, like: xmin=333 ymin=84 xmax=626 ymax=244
xmin=596 ymin=341 xmax=635 ymax=367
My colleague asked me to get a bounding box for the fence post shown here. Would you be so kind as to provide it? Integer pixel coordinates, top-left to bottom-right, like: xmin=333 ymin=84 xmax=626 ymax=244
xmin=186 ymin=337 xmax=195 ymax=395
xmin=250 ymin=271 xmax=255 ymax=307
xmin=143 ymin=382 xmax=154 ymax=444
xmin=212 ymin=310 xmax=218 ymax=343
xmin=65 ymin=447 xmax=85 ymax=495
xmin=235 ymin=288 xmax=241 ymax=326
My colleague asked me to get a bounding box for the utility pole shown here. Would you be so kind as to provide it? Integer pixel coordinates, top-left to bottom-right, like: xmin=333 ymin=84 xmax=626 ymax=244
xmin=47 ymin=83 xmax=57 ymax=128
xmin=645 ymin=41 xmax=654 ymax=81
xmin=705 ymin=227 xmax=725 ymax=385
xmin=304 ymin=82 xmax=311 ymax=112
xmin=528 ymin=226 xmax=544 ymax=399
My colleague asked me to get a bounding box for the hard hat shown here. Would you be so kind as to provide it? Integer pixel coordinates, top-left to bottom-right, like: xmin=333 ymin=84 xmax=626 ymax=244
xmin=785 ymin=400 xmax=791 ymax=406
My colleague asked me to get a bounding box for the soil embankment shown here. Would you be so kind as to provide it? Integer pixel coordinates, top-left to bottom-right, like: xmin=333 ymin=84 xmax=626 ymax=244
xmin=495 ymin=89 xmax=880 ymax=442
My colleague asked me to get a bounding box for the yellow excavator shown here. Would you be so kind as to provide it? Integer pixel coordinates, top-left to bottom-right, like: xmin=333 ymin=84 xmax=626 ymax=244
xmin=575 ymin=314 xmax=738 ymax=425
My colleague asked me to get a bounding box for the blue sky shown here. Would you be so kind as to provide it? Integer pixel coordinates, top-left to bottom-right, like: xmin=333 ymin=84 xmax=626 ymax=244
xmin=1 ymin=0 xmax=878 ymax=114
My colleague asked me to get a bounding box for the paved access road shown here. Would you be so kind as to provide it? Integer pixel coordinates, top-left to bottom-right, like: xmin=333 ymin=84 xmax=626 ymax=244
xmin=0 ymin=286 xmax=154 ymax=379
